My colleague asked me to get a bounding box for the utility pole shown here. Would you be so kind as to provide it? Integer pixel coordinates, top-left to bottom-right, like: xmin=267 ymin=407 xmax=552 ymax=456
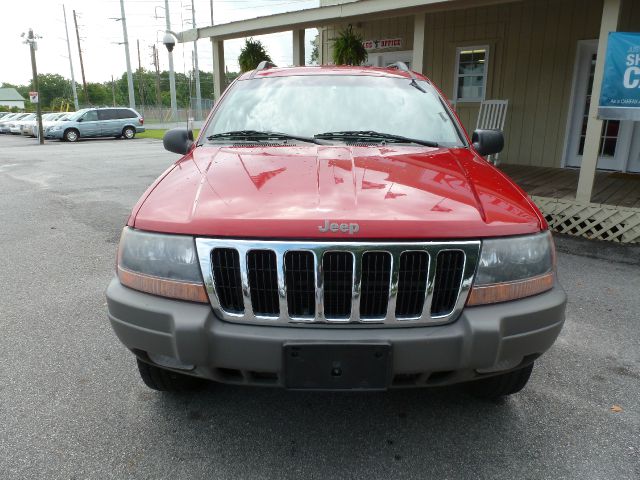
xmin=136 ymin=39 xmax=145 ymax=106
xmin=119 ymin=0 xmax=135 ymax=109
xmin=111 ymin=75 xmax=116 ymax=106
xmin=191 ymin=0 xmax=202 ymax=120
xmin=62 ymin=5 xmax=79 ymax=110
xmin=210 ymin=0 xmax=216 ymax=93
xmin=73 ymin=10 xmax=89 ymax=104
xmin=25 ymin=29 xmax=44 ymax=144
xmin=165 ymin=0 xmax=177 ymax=119
xmin=151 ymin=45 xmax=161 ymax=107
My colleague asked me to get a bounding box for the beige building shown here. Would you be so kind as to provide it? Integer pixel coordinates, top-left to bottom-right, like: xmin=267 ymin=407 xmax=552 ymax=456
xmin=318 ymin=0 xmax=640 ymax=174
xmin=178 ymin=0 xmax=640 ymax=242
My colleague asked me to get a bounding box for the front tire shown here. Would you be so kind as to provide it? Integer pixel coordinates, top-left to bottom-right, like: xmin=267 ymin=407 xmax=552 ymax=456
xmin=467 ymin=363 xmax=534 ymax=399
xmin=136 ymin=359 xmax=204 ymax=392
xmin=64 ymin=129 xmax=79 ymax=142
xmin=122 ymin=126 xmax=136 ymax=139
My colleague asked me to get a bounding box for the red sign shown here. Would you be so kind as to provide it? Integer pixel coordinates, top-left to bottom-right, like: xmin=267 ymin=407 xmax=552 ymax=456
xmin=363 ymin=38 xmax=403 ymax=50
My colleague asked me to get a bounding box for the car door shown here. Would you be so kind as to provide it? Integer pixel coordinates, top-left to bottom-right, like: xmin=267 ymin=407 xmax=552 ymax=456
xmin=78 ymin=110 xmax=99 ymax=137
xmin=97 ymin=109 xmax=113 ymax=136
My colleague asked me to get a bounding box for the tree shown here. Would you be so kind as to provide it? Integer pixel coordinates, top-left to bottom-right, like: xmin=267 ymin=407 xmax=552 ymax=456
xmin=310 ymin=35 xmax=319 ymax=65
xmin=28 ymin=74 xmax=73 ymax=108
xmin=332 ymin=25 xmax=367 ymax=66
xmin=238 ymin=38 xmax=273 ymax=72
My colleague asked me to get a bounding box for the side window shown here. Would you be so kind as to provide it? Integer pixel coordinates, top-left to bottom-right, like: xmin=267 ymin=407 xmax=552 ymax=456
xmin=122 ymin=109 xmax=137 ymax=119
xmin=98 ymin=110 xmax=110 ymax=120
xmin=83 ymin=110 xmax=98 ymax=122
xmin=454 ymin=46 xmax=489 ymax=102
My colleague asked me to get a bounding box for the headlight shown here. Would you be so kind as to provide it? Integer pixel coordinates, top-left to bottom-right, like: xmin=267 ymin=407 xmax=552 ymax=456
xmin=467 ymin=231 xmax=555 ymax=306
xmin=51 ymin=126 xmax=62 ymax=131
xmin=116 ymin=227 xmax=208 ymax=303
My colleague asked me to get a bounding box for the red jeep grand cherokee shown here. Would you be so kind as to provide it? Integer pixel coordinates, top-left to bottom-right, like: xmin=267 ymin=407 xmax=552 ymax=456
xmin=106 ymin=63 xmax=566 ymax=398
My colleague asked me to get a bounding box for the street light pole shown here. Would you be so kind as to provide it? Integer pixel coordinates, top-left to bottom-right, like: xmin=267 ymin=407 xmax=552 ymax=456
xmin=62 ymin=5 xmax=79 ymax=110
xmin=191 ymin=0 xmax=202 ymax=121
xmin=119 ymin=0 xmax=136 ymax=109
xmin=165 ymin=0 xmax=177 ymax=119
xmin=26 ymin=29 xmax=44 ymax=145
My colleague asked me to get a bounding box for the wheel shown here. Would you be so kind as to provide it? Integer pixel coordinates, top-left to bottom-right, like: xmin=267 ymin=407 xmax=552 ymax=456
xmin=64 ymin=129 xmax=79 ymax=142
xmin=136 ymin=358 xmax=204 ymax=392
xmin=467 ymin=363 xmax=534 ymax=399
xmin=122 ymin=126 xmax=136 ymax=139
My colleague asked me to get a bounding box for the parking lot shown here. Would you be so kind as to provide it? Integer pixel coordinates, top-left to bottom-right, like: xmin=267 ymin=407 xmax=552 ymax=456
xmin=0 ymin=134 xmax=638 ymax=479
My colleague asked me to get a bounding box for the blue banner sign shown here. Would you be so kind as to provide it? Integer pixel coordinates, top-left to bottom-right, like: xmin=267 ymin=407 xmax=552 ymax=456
xmin=599 ymin=32 xmax=640 ymax=120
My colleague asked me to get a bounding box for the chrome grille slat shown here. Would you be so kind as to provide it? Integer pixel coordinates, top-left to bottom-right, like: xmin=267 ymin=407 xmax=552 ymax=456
xmin=395 ymin=251 xmax=430 ymax=319
xmin=195 ymin=239 xmax=480 ymax=328
xmin=359 ymin=252 xmax=392 ymax=319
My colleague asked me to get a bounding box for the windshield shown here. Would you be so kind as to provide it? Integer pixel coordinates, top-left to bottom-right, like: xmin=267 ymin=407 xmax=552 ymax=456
xmin=204 ymin=75 xmax=464 ymax=146
xmin=66 ymin=109 xmax=89 ymax=121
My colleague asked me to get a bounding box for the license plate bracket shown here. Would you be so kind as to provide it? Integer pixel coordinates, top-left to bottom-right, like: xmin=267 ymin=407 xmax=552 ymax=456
xmin=284 ymin=343 xmax=392 ymax=391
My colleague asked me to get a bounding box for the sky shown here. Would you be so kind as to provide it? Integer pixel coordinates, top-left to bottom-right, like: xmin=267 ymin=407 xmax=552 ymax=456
xmin=1 ymin=0 xmax=320 ymax=86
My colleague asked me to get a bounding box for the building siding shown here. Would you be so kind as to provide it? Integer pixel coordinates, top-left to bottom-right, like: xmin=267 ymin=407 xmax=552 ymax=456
xmin=318 ymin=0 xmax=640 ymax=168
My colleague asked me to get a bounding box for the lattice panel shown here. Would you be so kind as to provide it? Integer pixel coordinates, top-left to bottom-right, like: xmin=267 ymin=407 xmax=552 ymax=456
xmin=532 ymin=196 xmax=640 ymax=244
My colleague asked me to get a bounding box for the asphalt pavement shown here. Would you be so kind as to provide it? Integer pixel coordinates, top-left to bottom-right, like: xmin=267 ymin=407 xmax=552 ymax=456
xmin=0 ymin=134 xmax=638 ymax=479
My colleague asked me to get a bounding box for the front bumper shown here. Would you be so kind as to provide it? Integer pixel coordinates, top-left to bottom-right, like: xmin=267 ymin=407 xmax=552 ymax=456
xmin=44 ymin=129 xmax=64 ymax=139
xmin=106 ymin=278 xmax=566 ymax=389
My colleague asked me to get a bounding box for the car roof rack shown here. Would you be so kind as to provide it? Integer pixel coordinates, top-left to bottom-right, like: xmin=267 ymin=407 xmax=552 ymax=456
xmin=249 ymin=61 xmax=277 ymax=79
xmin=387 ymin=61 xmax=427 ymax=93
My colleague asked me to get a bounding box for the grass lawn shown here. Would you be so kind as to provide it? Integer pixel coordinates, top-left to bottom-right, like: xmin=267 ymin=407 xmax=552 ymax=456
xmin=137 ymin=129 xmax=200 ymax=140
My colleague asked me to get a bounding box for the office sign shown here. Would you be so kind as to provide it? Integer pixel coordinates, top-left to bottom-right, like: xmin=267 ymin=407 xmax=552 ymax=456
xmin=599 ymin=32 xmax=640 ymax=120
xmin=363 ymin=38 xmax=402 ymax=50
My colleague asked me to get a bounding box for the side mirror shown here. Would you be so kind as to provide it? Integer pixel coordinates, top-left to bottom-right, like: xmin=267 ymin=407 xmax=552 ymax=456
xmin=77 ymin=117 xmax=83 ymax=122
xmin=163 ymin=127 xmax=194 ymax=155
xmin=471 ymin=129 xmax=504 ymax=157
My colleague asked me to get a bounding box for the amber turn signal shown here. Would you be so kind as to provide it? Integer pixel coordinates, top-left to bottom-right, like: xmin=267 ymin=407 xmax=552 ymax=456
xmin=117 ymin=266 xmax=209 ymax=303
xmin=466 ymin=271 xmax=554 ymax=306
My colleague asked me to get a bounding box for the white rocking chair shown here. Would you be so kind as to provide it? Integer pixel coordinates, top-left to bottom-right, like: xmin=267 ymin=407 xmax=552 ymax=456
xmin=475 ymin=100 xmax=509 ymax=165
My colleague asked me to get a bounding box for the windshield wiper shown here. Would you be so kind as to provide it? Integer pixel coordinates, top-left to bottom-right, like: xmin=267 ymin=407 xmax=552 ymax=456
xmin=314 ymin=130 xmax=438 ymax=148
xmin=207 ymin=130 xmax=325 ymax=145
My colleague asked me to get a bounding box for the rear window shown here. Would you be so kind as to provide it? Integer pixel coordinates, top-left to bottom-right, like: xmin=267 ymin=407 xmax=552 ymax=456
xmin=116 ymin=109 xmax=137 ymax=119
xmin=205 ymin=75 xmax=464 ymax=147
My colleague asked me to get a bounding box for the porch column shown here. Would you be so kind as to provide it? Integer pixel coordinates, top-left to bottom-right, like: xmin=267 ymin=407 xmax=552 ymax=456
xmin=292 ymin=29 xmax=305 ymax=66
xmin=576 ymin=0 xmax=621 ymax=203
xmin=211 ymin=37 xmax=225 ymax=101
xmin=412 ymin=13 xmax=428 ymax=74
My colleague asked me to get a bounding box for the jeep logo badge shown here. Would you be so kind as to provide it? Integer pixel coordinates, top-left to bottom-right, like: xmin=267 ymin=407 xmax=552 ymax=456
xmin=318 ymin=220 xmax=360 ymax=234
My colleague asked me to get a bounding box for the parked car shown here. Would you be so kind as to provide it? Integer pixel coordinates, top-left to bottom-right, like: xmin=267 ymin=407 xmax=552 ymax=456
xmin=106 ymin=64 xmax=566 ymax=398
xmin=0 ymin=113 xmax=30 ymax=134
xmin=44 ymin=107 xmax=144 ymax=142
xmin=0 ymin=112 xmax=15 ymax=130
xmin=9 ymin=113 xmax=35 ymax=134
xmin=23 ymin=112 xmax=70 ymax=137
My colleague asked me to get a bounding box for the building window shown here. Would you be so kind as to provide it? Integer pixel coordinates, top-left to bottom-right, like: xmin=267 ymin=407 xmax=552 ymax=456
xmin=455 ymin=46 xmax=489 ymax=102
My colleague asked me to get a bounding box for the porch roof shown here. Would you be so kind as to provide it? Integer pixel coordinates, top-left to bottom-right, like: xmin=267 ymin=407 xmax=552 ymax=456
xmin=178 ymin=0 xmax=520 ymax=42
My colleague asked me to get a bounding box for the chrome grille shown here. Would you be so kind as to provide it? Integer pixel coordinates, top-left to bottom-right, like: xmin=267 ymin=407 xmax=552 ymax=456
xmin=247 ymin=250 xmax=279 ymax=316
xmin=284 ymin=251 xmax=315 ymax=318
xmin=196 ymin=239 xmax=480 ymax=327
xmin=359 ymin=252 xmax=392 ymax=318
xmin=323 ymin=252 xmax=354 ymax=319
xmin=395 ymin=251 xmax=429 ymax=318
xmin=431 ymin=250 xmax=466 ymax=316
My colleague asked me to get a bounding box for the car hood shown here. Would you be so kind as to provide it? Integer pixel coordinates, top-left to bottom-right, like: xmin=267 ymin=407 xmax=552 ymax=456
xmin=132 ymin=145 xmax=543 ymax=239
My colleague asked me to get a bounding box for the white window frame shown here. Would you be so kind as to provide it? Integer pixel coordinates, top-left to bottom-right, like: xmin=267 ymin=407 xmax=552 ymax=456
xmin=454 ymin=45 xmax=490 ymax=103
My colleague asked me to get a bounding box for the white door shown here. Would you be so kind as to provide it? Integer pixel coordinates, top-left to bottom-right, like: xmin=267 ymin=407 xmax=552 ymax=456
xmin=565 ymin=40 xmax=633 ymax=171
